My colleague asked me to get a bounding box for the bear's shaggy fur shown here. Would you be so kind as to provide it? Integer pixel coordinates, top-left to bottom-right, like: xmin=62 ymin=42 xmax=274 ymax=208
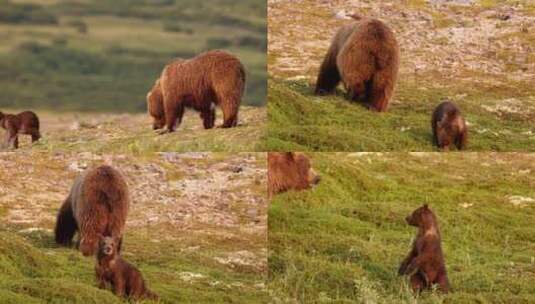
xmin=315 ymin=16 xmax=399 ymax=112
xmin=55 ymin=165 xmax=129 ymax=256
xmin=95 ymin=236 xmax=158 ymax=300
xmin=158 ymin=50 xmax=246 ymax=132
xmin=0 ymin=110 xmax=41 ymax=149
xmin=268 ymin=152 xmax=321 ymax=197
xmin=432 ymin=101 xmax=467 ymax=151
xmin=398 ymin=204 xmax=450 ymax=293
xmin=146 ymin=78 xmax=165 ymax=130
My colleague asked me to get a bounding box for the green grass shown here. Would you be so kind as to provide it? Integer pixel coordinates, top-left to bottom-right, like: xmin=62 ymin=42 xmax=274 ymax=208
xmin=267 ymin=79 xmax=535 ymax=152
xmin=0 ymin=152 xmax=268 ymax=303
xmin=269 ymin=152 xmax=535 ymax=303
xmin=0 ymin=0 xmax=266 ymax=111
xmin=0 ymin=228 xmax=268 ymax=303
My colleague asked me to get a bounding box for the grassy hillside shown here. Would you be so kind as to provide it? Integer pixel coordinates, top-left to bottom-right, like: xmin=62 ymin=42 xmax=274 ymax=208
xmin=267 ymin=79 xmax=534 ymax=151
xmin=0 ymin=0 xmax=266 ymax=112
xmin=0 ymin=151 xmax=268 ymax=303
xmin=0 ymin=106 xmax=267 ymax=152
xmin=269 ymin=153 xmax=535 ymax=303
xmin=267 ymin=0 xmax=534 ymax=151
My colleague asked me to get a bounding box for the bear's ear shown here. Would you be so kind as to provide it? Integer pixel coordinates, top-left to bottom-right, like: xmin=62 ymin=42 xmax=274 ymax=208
xmin=423 ymin=204 xmax=429 ymax=209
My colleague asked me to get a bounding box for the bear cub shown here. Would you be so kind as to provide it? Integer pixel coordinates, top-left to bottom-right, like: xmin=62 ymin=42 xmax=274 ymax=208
xmin=431 ymin=101 xmax=467 ymax=151
xmin=95 ymin=235 xmax=158 ymax=300
xmin=0 ymin=110 xmax=41 ymax=149
xmin=398 ymin=204 xmax=449 ymax=293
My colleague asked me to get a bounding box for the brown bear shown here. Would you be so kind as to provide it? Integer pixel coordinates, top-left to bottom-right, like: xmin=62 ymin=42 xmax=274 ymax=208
xmin=0 ymin=110 xmax=41 ymax=149
xmin=432 ymin=101 xmax=467 ymax=151
xmin=95 ymin=235 xmax=158 ymax=301
xmin=268 ymin=152 xmax=321 ymax=197
xmin=398 ymin=204 xmax=450 ymax=293
xmin=315 ymin=15 xmax=399 ymax=112
xmin=157 ymin=50 xmax=246 ymax=132
xmin=55 ymin=165 xmax=129 ymax=256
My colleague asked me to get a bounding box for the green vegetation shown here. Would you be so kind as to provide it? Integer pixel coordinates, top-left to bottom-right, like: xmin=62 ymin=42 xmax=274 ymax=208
xmin=0 ymin=228 xmax=267 ymax=303
xmin=267 ymin=79 xmax=534 ymax=151
xmin=0 ymin=0 xmax=266 ymax=112
xmin=1 ymin=106 xmax=266 ymax=153
xmin=269 ymin=152 xmax=535 ymax=303
xmin=0 ymin=152 xmax=268 ymax=303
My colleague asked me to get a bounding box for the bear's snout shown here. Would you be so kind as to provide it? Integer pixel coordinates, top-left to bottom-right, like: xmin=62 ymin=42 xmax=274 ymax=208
xmin=405 ymin=215 xmax=416 ymax=226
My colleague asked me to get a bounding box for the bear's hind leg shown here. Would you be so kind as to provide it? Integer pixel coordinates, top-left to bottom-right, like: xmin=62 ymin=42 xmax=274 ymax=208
xmin=410 ymin=272 xmax=426 ymax=293
xmin=435 ymin=269 xmax=450 ymax=293
xmin=55 ymin=197 xmax=77 ymax=246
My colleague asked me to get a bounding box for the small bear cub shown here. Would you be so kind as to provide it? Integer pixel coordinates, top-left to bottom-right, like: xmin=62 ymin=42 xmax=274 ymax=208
xmin=431 ymin=101 xmax=467 ymax=151
xmin=398 ymin=204 xmax=450 ymax=293
xmin=0 ymin=110 xmax=41 ymax=149
xmin=95 ymin=235 xmax=158 ymax=301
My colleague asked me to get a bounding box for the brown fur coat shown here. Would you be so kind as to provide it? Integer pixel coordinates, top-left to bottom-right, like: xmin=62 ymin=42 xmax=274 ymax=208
xmin=55 ymin=165 xmax=130 ymax=256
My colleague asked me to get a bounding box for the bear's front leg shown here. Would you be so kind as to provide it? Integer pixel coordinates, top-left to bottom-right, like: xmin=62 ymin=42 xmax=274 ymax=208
xmin=398 ymin=247 xmax=417 ymax=275
xmin=112 ymin=275 xmax=126 ymax=298
xmin=95 ymin=267 xmax=106 ymax=289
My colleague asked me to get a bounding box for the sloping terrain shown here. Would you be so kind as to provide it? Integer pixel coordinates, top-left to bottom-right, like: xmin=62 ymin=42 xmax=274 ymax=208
xmin=0 ymin=107 xmax=267 ymax=152
xmin=269 ymin=152 xmax=535 ymax=303
xmin=0 ymin=151 xmax=268 ymax=303
xmin=267 ymin=0 xmax=534 ymax=151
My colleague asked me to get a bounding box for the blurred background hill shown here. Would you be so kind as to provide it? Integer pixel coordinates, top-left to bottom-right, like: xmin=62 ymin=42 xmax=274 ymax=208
xmin=0 ymin=0 xmax=267 ymax=112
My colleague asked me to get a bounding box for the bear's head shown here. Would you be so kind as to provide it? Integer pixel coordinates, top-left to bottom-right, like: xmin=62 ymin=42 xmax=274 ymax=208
xmin=147 ymin=79 xmax=165 ymax=130
xmin=98 ymin=235 xmax=119 ymax=257
xmin=268 ymin=152 xmax=321 ymax=195
xmin=405 ymin=204 xmax=437 ymax=228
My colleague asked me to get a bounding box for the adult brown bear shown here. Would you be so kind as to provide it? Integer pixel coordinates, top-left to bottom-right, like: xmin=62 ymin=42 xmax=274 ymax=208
xmin=55 ymin=165 xmax=130 ymax=256
xmin=0 ymin=111 xmax=41 ymax=149
xmin=268 ymin=152 xmax=321 ymax=197
xmin=398 ymin=204 xmax=450 ymax=293
xmin=315 ymin=15 xmax=399 ymax=112
xmin=156 ymin=50 xmax=246 ymax=132
xmin=431 ymin=101 xmax=467 ymax=151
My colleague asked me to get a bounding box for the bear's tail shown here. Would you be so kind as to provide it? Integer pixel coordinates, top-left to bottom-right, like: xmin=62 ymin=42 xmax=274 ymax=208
xmin=55 ymin=196 xmax=77 ymax=246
